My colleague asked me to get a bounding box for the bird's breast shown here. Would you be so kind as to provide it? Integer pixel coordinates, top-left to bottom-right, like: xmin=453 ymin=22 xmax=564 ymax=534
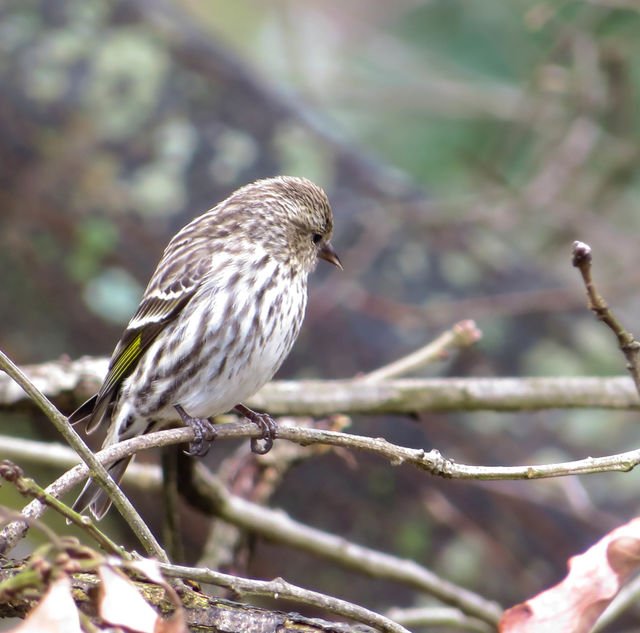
xmin=170 ymin=256 xmax=308 ymax=418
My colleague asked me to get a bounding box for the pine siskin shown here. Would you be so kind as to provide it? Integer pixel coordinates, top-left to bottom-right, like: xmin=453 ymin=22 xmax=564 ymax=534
xmin=69 ymin=176 xmax=341 ymax=519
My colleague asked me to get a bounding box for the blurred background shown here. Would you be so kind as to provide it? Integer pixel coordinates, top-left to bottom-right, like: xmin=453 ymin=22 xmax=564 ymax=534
xmin=2 ymin=0 xmax=640 ymax=628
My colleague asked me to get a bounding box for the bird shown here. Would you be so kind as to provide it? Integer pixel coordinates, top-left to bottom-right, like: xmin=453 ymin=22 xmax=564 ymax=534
xmin=69 ymin=175 xmax=341 ymax=519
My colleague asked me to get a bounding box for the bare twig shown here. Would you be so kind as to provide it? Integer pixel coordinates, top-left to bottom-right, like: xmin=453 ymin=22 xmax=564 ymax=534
xmin=5 ymin=418 xmax=640 ymax=508
xmin=0 ymin=349 xmax=167 ymax=562
xmin=158 ymin=561 xmax=412 ymax=633
xmin=385 ymin=606 xmax=494 ymax=633
xmin=4 ymin=412 xmax=640 ymax=537
xmin=359 ymin=320 xmax=482 ymax=382
xmin=0 ymin=435 xmax=159 ymax=486
xmin=0 ymin=553 xmax=381 ymax=633
xmin=2 ymin=356 xmax=640 ymax=413
xmin=189 ymin=461 xmax=502 ymax=624
xmin=6 ymin=421 xmax=640 ymax=626
xmin=572 ymin=240 xmax=640 ymax=395
xmin=0 ymin=433 xmax=500 ymax=623
xmin=195 ymin=416 xmax=332 ymax=571
xmin=0 ymin=461 xmax=125 ymax=557
xmin=252 ymin=376 xmax=640 ymax=414
xmin=0 ymin=502 xmax=66 ymax=551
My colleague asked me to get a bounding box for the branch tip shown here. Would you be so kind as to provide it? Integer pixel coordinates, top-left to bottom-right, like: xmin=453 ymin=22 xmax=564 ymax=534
xmin=453 ymin=319 xmax=482 ymax=345
xmin=572 ymin=240 xmax=592 ymax=268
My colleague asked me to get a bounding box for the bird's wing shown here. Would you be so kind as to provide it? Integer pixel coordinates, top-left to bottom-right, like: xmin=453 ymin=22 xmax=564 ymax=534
xmin=70 ymin=240 xmax=214 ymax=433
xmin=71 ymin=293 xmax=194 ymax=433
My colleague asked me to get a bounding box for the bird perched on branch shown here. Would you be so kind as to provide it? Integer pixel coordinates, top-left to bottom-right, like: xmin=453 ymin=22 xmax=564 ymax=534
xmin=69 ymin=176 xmax=341 ymax=519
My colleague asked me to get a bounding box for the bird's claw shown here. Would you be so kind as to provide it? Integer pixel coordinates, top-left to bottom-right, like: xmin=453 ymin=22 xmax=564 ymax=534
xmin=234 ymin=404 xmax=277 ymax=454
xmin=175 ymin=405 xmax=217 ymax=457
xmin=183 ymin=416 xmax=217 ymax=457
xmin=249 ymin=412 xmax=277 ymax=455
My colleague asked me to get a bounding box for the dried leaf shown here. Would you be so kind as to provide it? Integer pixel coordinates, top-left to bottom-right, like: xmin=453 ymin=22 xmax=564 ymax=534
xmin=9 ymin=575 xmax=81 ymax=633
xmin=128 ymin=558 xmax=166 ymax=586
xmin=500 ymin=517 xmax=640 ymax=633
xmin=98 ymin=564 xmax=159 ymax=633
xmin=126 ymin=559 xmax=187 ymax=633
xmin=100 ymin=560 xmax=187 ymax=633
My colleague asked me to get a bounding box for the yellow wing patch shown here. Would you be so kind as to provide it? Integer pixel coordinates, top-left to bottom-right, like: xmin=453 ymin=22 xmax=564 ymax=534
xmin=101 ymin=332 xmax=143 ymax=396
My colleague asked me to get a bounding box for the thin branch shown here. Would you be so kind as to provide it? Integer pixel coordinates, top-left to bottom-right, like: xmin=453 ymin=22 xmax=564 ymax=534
xmin=3 ymin=410 xmax=640 ymax=622
xmin=0 ymin=460 xmax=125 ymax=557
xmin=0 ymin=435 xmax=159 ymax=488
xmin=2 ymin=356 xmax=640 ymax=413
xmin=0 ymin=433 xmax=183 ymax=554
xmin=0 ymin=503 xmax=67 ymax=552
xmin=0 ymin=433 xmax=501 ymax=623
xmin=359 ymin=320 xmax=482 ymax=382
xmin=275 ymin=424 xmax=640 ymax=479
xmin=189 ymin=461 xmax=502 ymax=624
xmin=0 ymin=554 xmax=389 ymax=633
xmin=0 ymin=348 xmax=167 ymax=562
xmin=385 ymin=606 xmax=495 ymax=633
xmin=158 ymin=561 xmax=412 ymax=633
xmin=4 ymin=409 xmax=640 ymax=542
xmin=248 ymin=376 xmax=640 ymax=414
xmin=572 ymin=240 xmax=640 ymax=396
xmin=5 ymin=418 xmax=640 ymax=501
xmin=196 ymin=417 xmax=327 ymax=571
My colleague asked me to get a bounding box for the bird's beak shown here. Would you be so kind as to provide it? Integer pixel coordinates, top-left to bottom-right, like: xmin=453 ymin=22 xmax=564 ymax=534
xmin=318 ymin=241 xmax=343 ymax=270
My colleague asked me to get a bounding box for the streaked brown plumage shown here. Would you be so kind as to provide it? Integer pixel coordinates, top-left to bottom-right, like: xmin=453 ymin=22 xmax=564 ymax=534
xmin=70 ymin=176 xmax=341 ymax=519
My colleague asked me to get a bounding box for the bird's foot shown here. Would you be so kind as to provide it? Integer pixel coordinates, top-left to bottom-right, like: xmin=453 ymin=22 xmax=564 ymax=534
xmin=234 ymin=404 xmax=277 ymax=454
xmin=174 ymin=404 xmax=217 ymax=457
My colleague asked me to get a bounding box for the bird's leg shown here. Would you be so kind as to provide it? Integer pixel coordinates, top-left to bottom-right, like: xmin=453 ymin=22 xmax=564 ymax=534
xmin=174 ymin=404 xmax=217 ymax=457
xmin=233 ymin=403 xmax=277 ymax=455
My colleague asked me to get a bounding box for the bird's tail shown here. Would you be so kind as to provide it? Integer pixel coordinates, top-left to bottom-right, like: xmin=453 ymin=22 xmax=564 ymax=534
xmin=71 ymin=456 xmax=133 ymax=520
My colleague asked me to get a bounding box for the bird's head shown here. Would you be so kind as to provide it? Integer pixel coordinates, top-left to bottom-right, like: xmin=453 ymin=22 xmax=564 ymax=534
xmin=228 ymin=175 xmax=342 ymax=275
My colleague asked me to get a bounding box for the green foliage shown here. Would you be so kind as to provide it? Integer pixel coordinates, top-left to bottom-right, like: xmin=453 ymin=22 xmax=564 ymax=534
xmin=67 ymin=217 xmax=119 ymax=282
xmin=83 ymin=267 xmax=143 ymax=324
xmin=397 ymin=0 xmax=538 ymax=80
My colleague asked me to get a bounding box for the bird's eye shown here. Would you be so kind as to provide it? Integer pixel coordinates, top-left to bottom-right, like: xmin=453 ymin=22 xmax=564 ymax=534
xmin=312 ymin=233 xmax=323 ymax=244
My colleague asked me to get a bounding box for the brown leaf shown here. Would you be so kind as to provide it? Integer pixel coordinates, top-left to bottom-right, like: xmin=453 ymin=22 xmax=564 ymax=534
xmin=127 ymin=559 xmax=187 ymax=633
xmin=8 ymin=575 xmax=81 ymax=633
xmin=98 ymin=564 xmax=159 ymax=633
xmin=500 ymin=517 xmax=640 ymax=633
xmin=98 ymin=560 xmax=187 ymax=633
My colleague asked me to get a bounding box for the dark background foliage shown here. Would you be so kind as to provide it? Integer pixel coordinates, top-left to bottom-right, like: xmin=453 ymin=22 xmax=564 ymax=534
xmin=2 ymin=0 xmax=640 ymax=627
